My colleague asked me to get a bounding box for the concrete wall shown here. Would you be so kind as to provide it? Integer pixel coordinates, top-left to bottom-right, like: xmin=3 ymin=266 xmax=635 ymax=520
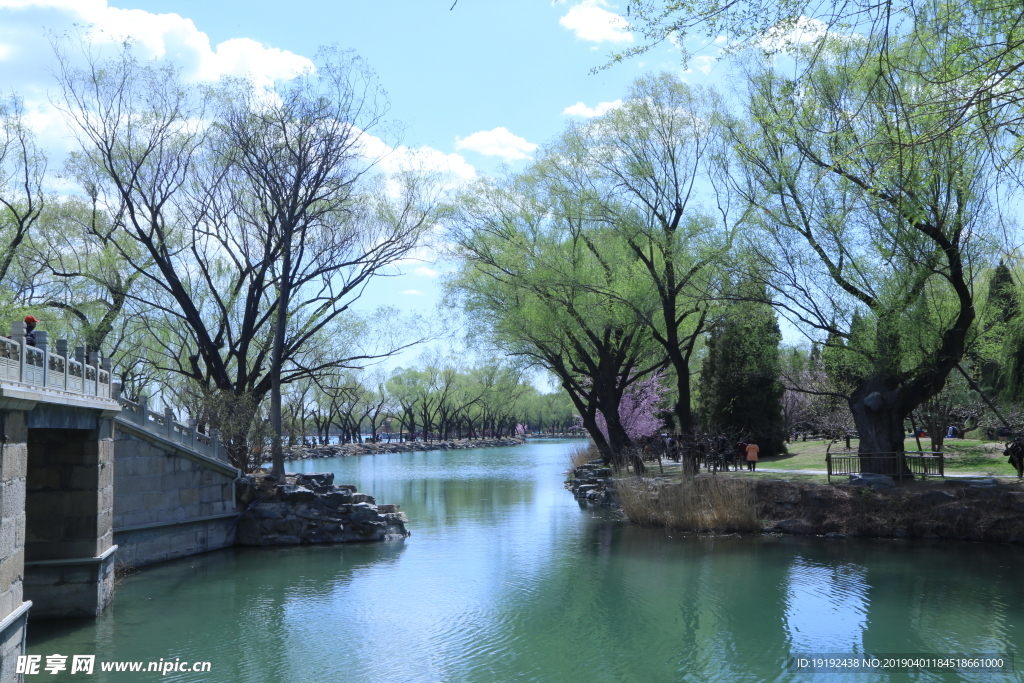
xmin=0 ymin=412 xmax=27 ymax=683
xmin=112 ymin=428 xmax=238 ymax=568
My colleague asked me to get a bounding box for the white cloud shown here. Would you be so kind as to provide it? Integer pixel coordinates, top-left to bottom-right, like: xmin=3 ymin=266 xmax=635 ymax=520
xmin=455 ymin=127 xmax=538 ymax=161
xmin=413 ymin=267 xmax=438 ymax=277
xmin=400 ymin=289 xmax=424 ymax=296
xmin=0 ymin=0 xmax=313 ymax=156
xmin=691 ymin=55 xmax=716 ymax=75
xmin=759 ymin=16 xmax=830 ymax=52
xmin=559 ymin=0 xmax=632 ymax=44
xmin=563 ymin=99 xmax=622 ymax=117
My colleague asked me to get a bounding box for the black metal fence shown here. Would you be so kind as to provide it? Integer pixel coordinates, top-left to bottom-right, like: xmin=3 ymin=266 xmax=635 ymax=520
xmin=826 ymin=451 xmax=944 ymax=483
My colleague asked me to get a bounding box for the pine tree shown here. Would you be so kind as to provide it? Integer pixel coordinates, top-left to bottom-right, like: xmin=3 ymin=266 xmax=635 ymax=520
xmin=698 ymin=284 xmax=786 ymax=456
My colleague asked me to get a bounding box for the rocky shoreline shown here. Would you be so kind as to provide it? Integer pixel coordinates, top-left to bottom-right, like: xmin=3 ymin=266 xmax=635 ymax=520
xmin=286 ymin=437 xmax=524 ymax=460
xmin=236 ymin=472 xmax=410 ymax=545
xmin=566 ymin=463 xmax=1024 ymax=543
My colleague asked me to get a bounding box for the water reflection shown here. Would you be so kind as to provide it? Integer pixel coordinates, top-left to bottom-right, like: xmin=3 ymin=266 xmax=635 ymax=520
xmin=27 ymin=440 xmax=1024 ymax=683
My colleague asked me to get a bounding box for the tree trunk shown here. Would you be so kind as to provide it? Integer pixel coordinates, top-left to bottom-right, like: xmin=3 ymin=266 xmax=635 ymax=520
xmin=848 ymin=385 xmax=910 ymax=476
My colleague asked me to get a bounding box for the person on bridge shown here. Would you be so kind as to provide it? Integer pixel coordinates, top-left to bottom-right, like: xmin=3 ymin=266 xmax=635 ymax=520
xmin=24 ymin=315 xmax=39 ymax=347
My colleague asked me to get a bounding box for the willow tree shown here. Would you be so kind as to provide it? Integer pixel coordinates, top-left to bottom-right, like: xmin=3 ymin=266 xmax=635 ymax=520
xmin=543 ymin=73 xmax=734 ymax=433
xmin=447 ymin=170 xmax=662 ymax=470
xmin=54 ymin=41 xmax=435 ymax=472
xmin=721 ymin=35 xmax=998 ymax=468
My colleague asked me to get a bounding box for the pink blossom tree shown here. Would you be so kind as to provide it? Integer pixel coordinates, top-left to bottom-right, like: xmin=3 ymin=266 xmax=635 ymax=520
xmin=594 ymin=371 xmax=666 ymax=442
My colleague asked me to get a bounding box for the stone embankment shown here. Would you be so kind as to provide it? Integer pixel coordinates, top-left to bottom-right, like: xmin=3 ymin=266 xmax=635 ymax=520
xmin=236 ymin=472 xmax=410 ymax=545
xmin=287 ymin=437 xmax=524 ymax=460
xmin=566 ymin=464 xmax=1024 ymax=543
xmin=757 ymin=478 xmax=1024 ymax=543
xmin=566 ymin=461 xmax=618 ymax=507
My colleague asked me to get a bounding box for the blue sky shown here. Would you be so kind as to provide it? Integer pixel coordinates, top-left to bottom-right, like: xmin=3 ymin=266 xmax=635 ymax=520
xmin=0 ymin=0 xmax=737 ymax=370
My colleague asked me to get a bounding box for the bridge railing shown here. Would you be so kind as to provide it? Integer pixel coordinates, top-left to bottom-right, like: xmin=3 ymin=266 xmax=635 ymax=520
xmin=113 ymin=391 xmax=225 ymax=463
xmin=0 ymin=323 xmax=111 ymax=400
xmin=2 ymin=321 xmax=226 ymax=462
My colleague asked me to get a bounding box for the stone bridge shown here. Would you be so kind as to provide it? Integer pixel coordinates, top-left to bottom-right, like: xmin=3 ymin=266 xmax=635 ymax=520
xmin=0 ymin=322 xmax=239 ymax=682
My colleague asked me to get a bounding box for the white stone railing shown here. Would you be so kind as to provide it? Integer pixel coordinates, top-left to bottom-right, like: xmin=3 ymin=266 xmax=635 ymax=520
xmin=112 ymin=393 xmax=226 ymax=463
xmin=0 ymin=323 xmax=111 ymax=399
xmin=2 ymin=321 xmax=226 ymax=462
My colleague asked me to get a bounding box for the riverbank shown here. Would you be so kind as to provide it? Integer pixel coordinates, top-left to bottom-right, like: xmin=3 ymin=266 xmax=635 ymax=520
xmin=566 ymin=462 xmax=1024 ymax=543
xmin=287 ymin=437 xmax=525 ymax=460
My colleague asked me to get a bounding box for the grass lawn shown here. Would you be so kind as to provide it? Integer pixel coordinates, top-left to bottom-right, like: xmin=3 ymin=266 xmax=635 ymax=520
xmin=760 ymin=437 xmax=1020 ymax=477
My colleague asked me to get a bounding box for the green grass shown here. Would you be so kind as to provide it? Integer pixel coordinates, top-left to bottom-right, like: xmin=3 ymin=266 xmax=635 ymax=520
xmin=759 ymin=437 xmax=1020 ymax=477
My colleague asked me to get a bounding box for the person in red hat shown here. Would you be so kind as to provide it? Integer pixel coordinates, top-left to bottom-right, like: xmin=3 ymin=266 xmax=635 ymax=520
xmin=24 ymin=315 xmax=38 ymax=347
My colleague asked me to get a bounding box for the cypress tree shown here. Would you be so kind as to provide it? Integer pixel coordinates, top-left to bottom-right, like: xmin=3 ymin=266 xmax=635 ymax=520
xmin=699 ymin=283 xmax=786 ymax=456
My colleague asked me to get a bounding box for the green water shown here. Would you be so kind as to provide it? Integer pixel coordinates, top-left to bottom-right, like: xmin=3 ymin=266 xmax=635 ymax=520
xmin=27 ymin=439 xmax=1024 ymax=682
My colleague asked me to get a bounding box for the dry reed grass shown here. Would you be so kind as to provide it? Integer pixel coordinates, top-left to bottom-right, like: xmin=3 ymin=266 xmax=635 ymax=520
xmin=566 ymin=443 xmax=600 ymax=471
xmin=616 ymin=475 xmax=761 ymax=532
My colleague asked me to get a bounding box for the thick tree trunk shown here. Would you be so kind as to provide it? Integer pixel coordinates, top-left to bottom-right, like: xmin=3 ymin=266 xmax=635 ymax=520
xmin=848 ymin=384 xmax=910 ymax=477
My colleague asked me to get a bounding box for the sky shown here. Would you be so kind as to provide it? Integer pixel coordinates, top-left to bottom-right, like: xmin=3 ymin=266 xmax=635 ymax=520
xmin=0 ymin=0 xmax=739 ymax=373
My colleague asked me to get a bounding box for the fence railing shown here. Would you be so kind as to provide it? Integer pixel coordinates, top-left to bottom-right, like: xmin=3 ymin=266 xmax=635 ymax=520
xmin=826 ymin=451 xmax=945 ymax=483
xmin=113 ymin=392 xmax=226 ymax=463
xmin=0 ymin=323 xmax=111 ymax=400
xmin=1 ymin=322 xmax=227 ymax=463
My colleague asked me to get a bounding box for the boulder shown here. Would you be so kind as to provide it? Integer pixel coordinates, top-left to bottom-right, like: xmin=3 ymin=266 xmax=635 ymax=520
xmin=295 ymin=472 xmax=335 ymax=488
xmin=278 ymin=485 xmax=316 ymax=502
xmin=848 ymin=473 xmax=896 ymax=490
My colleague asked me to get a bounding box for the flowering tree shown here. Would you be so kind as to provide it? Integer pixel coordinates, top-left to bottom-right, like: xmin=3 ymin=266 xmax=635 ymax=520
xmin=594 ymin=371 xmax=666 ymax=442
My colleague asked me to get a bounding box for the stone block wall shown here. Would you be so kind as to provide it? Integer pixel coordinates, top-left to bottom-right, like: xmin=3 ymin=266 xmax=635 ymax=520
xmin=0 ymin=411 xmax=28 ymax=682
xmin=112 ymin=430 xmax=238 ymax=568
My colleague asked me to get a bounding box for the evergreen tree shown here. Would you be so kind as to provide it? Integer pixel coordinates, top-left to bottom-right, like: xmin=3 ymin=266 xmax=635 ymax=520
xmin=698 ymin=283 xmax=786 ymax=456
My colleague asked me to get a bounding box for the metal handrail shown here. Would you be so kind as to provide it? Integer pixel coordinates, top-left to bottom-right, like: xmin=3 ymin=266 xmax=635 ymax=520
xmin=826 ymin=450 xmax=945 ymax=483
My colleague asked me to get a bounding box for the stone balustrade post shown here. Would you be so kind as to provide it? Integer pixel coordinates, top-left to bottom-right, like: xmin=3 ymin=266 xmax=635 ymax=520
xmin=56 ymin=340 xmax=68 ymax=391
xmin=74 ymin=346 xmax=85 ymax=364
xmin=35 ymin=331 xmax=48 ymax=386
xmin=111 ymin=381 xmax=122 ymax=403
xmin=9 ymin=322 xmax=25 ymax=382
xmin=211 ymin=428 xmax=221 ymax=460
xmin=138 ymin=395 xmax=149 ymax=427
xmin=187 ymin=419 xmax=197 ymax=447
xmin=164 ymin=407 xmax=174 ymax=439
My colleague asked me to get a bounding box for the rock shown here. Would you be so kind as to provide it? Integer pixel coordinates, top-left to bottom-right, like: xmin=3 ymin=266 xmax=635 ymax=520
xmin=295 ymin=472 xmax=335 ymax=488
xmin=377 ymin=504 xmax=399 ymax=513
xmin=320 ymin=490 xmax=353 ymax=508
xmin=278 ymin=485 xmax=316 ymax=503
xmin=352 ymin=493 xmax=376 ymax=504
xmin=824 ymin=531 xmax=846 ymax=539
xmin=849 ymin=473 xmax=896 ymax=490
xmin=774 ymin=518 xmax=814 ymax=535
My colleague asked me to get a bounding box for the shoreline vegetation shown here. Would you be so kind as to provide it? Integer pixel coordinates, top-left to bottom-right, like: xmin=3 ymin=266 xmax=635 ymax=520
xmin=566 ymin=441 xmax=1024 ymax=543
xmin=285 ymin=436 xmax=527 ymax=460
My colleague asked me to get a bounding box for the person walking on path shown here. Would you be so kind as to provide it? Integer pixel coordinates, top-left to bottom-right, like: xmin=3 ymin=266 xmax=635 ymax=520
xmin=746 ymin=442 xmax=760 ymax=472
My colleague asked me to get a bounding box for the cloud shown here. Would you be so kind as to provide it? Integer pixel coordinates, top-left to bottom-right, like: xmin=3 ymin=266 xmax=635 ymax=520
xmin=0 ymin=1 xmax=313 ymax=156
xmin=559 ymin=0 xmax=632 ymax=44
xmin=400 ymin=289 xmax=424 ymax=296
xmin=563 ymin=99 xmax=622 ymax=117
xmin=413 ymin=267 xmax=438 ymax=277
xmin=455 ymin=127 xmax=538 ymax=161
xmin=0 ymin=1 xmax=312 ymax=86
xmin=759 ymin=16 xmax=831 ymax=52
xmin=691 ymin=55 xmax=716 ymax=75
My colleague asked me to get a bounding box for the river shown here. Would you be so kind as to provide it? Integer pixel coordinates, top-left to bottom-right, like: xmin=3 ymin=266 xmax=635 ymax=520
xmin=27 ymin=439 xmax=1024 ymax=682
